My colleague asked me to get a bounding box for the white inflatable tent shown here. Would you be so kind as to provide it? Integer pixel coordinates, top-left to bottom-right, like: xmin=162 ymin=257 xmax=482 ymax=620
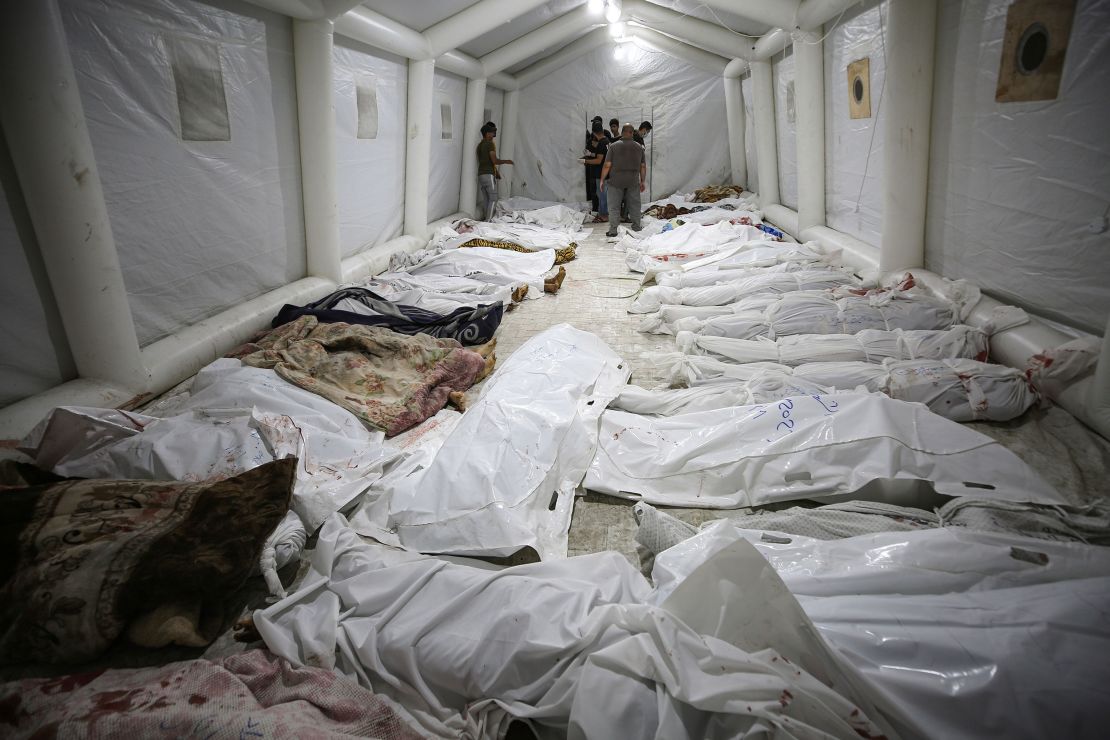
xmin=1 ymin=0 xmax=1107 ymax=441
xmin=2 ymin=2 xmax=1110 ymax=737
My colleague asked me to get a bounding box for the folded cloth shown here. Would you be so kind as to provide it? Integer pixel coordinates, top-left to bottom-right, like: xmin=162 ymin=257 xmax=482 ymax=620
xmin=0 ymin=649 xmax=423 ymax=739
xmin=272 ymin=286 xmax=503 ymax=346
xmin=230 ymin=316 xmax=487 ymax=436
xmin=458 ymin=236 xmax=577 ymax=264
xmin=0 ymin=459 xmax=295 ymax=665
xmin=691 ymin=184 xmax=747 ymax=202
xmin=259 ymin=510 xmax=308 ymax=599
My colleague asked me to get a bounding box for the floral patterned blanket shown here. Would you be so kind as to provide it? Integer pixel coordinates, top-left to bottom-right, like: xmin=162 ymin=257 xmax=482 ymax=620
xmin=0 ymin=459 xmax=295 ymax=665
xmin=0 ymin=649 xmax=422 ymax=739
xmin=230 ymin=316 xmax=487 ymax=436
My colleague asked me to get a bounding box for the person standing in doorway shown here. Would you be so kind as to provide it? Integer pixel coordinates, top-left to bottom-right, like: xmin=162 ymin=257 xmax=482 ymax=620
xmin=477 ymin=122 xmax=512 ymax=221
xmin=599 ymin=123 xmax=646 ymax=237
xmin=584 ymin=115 xmax=603 ymax=213
xmin=634 ymin=119 xmax=652 ymax=146
xmin=582 ymin=121 xmax=611 ymax=223
xmin=608 ymin=117 xmax=620 ymax=141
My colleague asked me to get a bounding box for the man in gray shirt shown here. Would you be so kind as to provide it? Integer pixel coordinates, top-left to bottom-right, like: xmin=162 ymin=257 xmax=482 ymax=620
xmin=599 ymin=123 xmax=646 ymax=237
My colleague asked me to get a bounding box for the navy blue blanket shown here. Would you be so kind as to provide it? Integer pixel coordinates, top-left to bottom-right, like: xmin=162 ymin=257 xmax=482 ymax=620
xmin=272 ymin=287 xmax=503 ymax=346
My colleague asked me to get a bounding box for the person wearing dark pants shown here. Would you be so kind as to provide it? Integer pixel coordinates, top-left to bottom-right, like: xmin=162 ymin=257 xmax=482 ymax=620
xmin=582 ymin=122 xmax=610 ymax=223
xmin=584 ymin=116 xmax=602 ymax=212
xmin=599 ymin=123 xmax=646 ymax=237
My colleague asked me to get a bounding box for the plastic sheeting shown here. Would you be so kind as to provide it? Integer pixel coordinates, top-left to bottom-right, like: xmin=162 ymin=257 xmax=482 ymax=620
xmin=584 ymin=392 xmax=1064 ymax=508
xmin=629 ymin=270 xmax=858 ymax=314
xmin=824 ymin=0 xmax=887 ymax=246
xmin=19 ymin=359 xmax=391 ymax=532
xmin=255 ymin=514 xmax=896 ymax=740
xmin=512 ymin=42 xmax=731 ymax=203
xmin=772 ymin=49 xmax=797 ymax=210
xmin=678 ymin=325 xmax=990 ymax=365
xmin=347 ymin=324 xmax=630 ymax=559
xmin=59 ymin=0 xmax=307 ymax=346
xmin=405 ymin=245 xmax=556 ymax=301
xmin=650 ymin=523 xmax=1110 ymax=739
xmin=926 ymin=0 xmax=1110 ymax=333
xmin=333 ymin=38 xmax=407 ymax=257
xmin=652 ymin=355 xmax=1038 ymax=422
xmin=0 ymin=158 xmax=75 ymax=407
xmin=429 ymin=68 xmax=466 ymax=222
xmin=660 ymin=284 xmax=961 ymax=338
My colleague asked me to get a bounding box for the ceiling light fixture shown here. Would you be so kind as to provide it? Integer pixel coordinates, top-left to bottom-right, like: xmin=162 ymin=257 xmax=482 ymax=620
xmin=587 ymin=0 xmax=604 ymax=14
xmin=604 ymin=0 xmax=622 ymax=24
xmin=613 ymin=42 xmax=627 ymax=61
xmin=609 ymin=21 xmax=626 ymax=37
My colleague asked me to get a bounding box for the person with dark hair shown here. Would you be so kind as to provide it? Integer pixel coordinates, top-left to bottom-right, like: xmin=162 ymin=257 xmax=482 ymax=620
xmin=600 ymin=123 xmax=646 ymax=237
xmin=584 ymin=116 xmax=603 ymax=212
xmin=608 ymin=118 xmax=620 ymax=141
xmin=634 ymin=120 xmax=652 ymax=146
xmin=477 ymin=122 xmax=512 ymax=221
xmin=582 ymin=121 xmax=611 ymax=223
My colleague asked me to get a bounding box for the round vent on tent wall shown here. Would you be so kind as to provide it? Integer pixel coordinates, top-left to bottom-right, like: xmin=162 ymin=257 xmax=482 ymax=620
xmin=995 ymin=0 xmax=1076 ymax=102
xmin=1016 ymin=22 xmax=1049 ymax=75
xmin=847 ymin=57 xmax=871 ymax=119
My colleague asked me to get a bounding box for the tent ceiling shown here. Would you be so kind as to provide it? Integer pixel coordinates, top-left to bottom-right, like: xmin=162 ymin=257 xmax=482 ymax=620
xmin=360 ymin=0 xmax=773 ymax=76
xmin=458 ymin=0 xmax=585 ymax=58
xmin=359 ymin=0 xmax=476 ymax=32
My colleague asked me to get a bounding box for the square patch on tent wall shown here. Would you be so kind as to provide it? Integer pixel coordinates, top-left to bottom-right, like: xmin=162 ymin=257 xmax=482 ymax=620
xmin=847 ymin=57 xmax=871 ymax=119
xmin=356 ymin=76 xmax=379 ymax=139
xmin=995 ymin=0 xmax=1076 ymax=102
xmin=166 ymin=35 xmax=231 ymax=141
xmin=440 ymin=103 xmax=453 ymax=139
xmin=785 ymin=80 xmax=797 ymax=123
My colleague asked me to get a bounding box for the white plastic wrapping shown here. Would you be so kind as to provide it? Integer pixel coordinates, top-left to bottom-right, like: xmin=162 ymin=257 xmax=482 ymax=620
xmin=653 ymin=355 xmax=1038 ymax=422
xmin=0 ymin=167 xmax=74 ymax=407
xmin=491 ymin=205 xmax=585 ymax=233
xmin=59 ymin=0 xmax=307 ymax=345
xmin=679 ymin=325 xmax=990 ymax=365
xmin=406 ymin=245 xmax=556 ymax=301
xmin=926 ymin=0 xmax=1110 ymax=333
xmin=651 ymin=523 xmax=1110 ymax=739
xmin=824 ymin=1 xmax=887 ymax=246
xmin=19 ymin=359 xmax=391 ymax=532
xmin=333 ymin=39 xmax=407 ymax=257
xmin=347 ymin=325 xmax=630 ymax=559
xmin=255 ymin=514 xmax=896 ymax=740
xmin=512 ymin=42 xmax=731 ymax=203
xmin=258 ymin=509 xmax=307 ymax=599
xmin=772 ymin=49 xmax=798 ymax=209
xmin=629 ymin=269 xmax=858 ymax=314
xmin=661 ymin=285 xmax=960 ymax=338
xmin=429 ymin=68 xmax=466 ymax=222
xmin=584 ymin=392 xmax=1064 ymax=508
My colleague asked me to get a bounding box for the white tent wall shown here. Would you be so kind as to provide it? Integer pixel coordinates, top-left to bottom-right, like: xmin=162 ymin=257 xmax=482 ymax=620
xmin=333 ymin=37 xmax=407 ymax=258
xmin=823 ymin=0 xmax=887 ymax=247
xmin=429 ymin=69 xmax=466 ymax=222
xmin=511 ymin=42 xmax=730 ymax=203
xmin=484 ymin=87 xmax=506 ymax=131
xmin=741 ymin=74 xmax=758 ymax=194
xmin=926 ymin=0 xmax=1110 ymax=335
xmin=772 ymin=49 xmax=798 ymax=211
xmin=0 ymin=146 xmax=77 ymax=408
xmin=59 ymin=0 xmax=308 ymax=347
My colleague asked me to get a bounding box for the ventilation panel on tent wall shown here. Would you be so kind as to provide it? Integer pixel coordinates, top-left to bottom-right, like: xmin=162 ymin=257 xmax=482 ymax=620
xmin=440 ymin=103 xmax=453 ymax=139
xmin=356 ymin=76 xmax=379 ymax=139
xmin=785 ymin=80 xmax=796 ymax=124
xmin=995 ymin=0 xmax=1076 ymax=102
xmin=167 ymin=36 xmax=230 ymax=141
xmin=847 ymin=57 xmax=871 ymax=119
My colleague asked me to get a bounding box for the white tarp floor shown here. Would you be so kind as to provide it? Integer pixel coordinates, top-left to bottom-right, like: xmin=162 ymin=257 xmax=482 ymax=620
xmin=5 ymin=199 xmax=1110 ymax=740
